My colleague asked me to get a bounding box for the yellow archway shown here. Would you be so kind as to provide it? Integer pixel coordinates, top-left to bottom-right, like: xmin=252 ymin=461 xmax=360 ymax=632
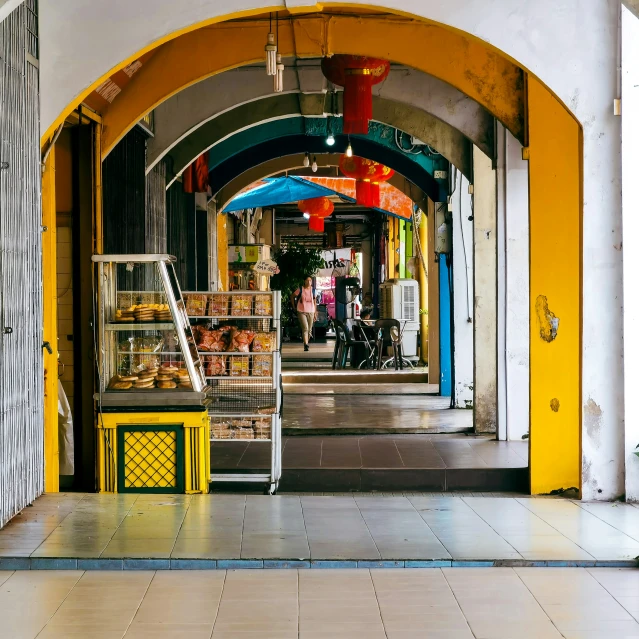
xmin=42 ymin=7 xmax=581 ymax=496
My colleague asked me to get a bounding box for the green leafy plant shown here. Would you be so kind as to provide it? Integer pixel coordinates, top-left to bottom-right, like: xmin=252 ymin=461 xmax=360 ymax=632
xmin=270 ymin=243 xmax=324 ymax=325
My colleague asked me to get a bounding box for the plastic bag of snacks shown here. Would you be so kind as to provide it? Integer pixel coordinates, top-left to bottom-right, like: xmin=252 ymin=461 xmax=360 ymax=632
xmin=229 ymin=355 xmax=250 ymax=377
xmin=184 ymin=293 xmax=208 ymax=317
xmin=231 ymin=294 xmax=252 ymax=317
xmin=205 ymin=355 xmax=227 ymax=377
xmin=208 ymin=294 xmax=228 ymax=317
xmin=210 ymin=420 xmax=232 ymax=439
xmin=229 ymin=328 xmax=255 ymax=352
xmin=254 ymin=294 xmax=272 ymax=316
xmin=251 ymin=332 xmax=275 ymax=352
xmin=198 ymin=329 xmax=228 ymax=352
xmin=252 ymin=354 xmax=272 ymax=377
xmin=254 ymin=417 xmax=272 ymax=440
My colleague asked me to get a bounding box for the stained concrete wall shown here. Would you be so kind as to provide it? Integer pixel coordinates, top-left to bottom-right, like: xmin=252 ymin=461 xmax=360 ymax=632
xmin=496 ymin=124 xmax=530 ymax=441
xmin=452 ymin=171 xmax=474 ymax=408
xmin=473 ymin=147 xmax=497 ymax=434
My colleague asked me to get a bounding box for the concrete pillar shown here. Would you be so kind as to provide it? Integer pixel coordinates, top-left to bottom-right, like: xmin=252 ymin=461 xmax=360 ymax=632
xmin=473 ymin=146 xmax=498 ymax=433
xmin=452 ymin=170 xmax=474 ymax=408
xmin=496 ymin=124 xmax=530 ymax=441
xmin=623 ymin=5 xmax=639 ymax=501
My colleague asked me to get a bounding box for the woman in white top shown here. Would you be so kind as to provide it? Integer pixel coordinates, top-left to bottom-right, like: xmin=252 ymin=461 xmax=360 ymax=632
xmin=291 ymin=276 xmax=317 ymax=352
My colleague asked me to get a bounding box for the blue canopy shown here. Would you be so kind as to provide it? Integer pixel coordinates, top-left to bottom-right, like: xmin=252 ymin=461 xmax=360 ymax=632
xmin=222 ymin=176 xmax=354 ymax=212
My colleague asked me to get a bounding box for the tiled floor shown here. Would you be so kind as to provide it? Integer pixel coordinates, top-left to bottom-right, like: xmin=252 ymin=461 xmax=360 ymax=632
xmin=213 ymin=435 xmax=527 ymax=469
xmin=282 ymin=397 xmax=471 ymax=432
xmin=2 ymin=493 xmax=639 ymax=564
xmin=1 ymin=567 xmax=639 ymax=638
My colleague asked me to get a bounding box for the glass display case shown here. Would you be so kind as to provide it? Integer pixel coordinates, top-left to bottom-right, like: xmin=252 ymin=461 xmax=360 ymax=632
xmin=93 ymin=254 xmax=208 ymax=408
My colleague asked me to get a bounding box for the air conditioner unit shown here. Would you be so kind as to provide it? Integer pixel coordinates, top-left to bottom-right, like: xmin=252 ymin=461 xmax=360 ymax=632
xmin=379 ymin=278 xmax=420 ymax=357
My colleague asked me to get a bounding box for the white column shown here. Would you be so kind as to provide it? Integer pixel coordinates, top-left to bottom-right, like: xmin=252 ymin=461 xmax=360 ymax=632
xmin=623 ymin=5 xmax=639 ymax=501
xmin=496 ymin=124 xmax=530 ymax=441
xmin=452 ymin=170 xmax=474 ymax=408
xmin=473 ymin=146 xmax=498 ymax=433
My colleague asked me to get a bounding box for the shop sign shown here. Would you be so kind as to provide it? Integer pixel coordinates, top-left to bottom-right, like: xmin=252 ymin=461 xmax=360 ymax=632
xmin=253 ymin=259 xmax=279 ymax=275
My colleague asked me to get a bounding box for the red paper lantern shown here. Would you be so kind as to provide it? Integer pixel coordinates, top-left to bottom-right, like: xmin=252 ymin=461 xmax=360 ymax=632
xmin=339 ymin=155 xmax=394 ymax=208
xmin=183 ymin=151 xmax=209 ymax=193
xmin=321 ymin=55 xmax=390 ymax=134
xmin=298 ymin=197 xmax=334 ymax=232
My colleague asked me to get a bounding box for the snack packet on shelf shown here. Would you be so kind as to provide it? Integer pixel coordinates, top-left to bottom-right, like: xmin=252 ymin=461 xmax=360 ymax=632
xmin=252 ymin=354 xmax=272 ymax=377
xmin=210 ymin=419 xmax=232 ymax=440
xmin=229 ymin=355 xmax=249 ymax=377
xmin=185 ymin=293 xmax=208 ymax=317
xmin=229 ymin=328 xmax=255 ymax=353
xmin=208 ymin=294 xmax=229 ymax=317
xmin=253 ymin=417 xmax=272 ymax=440
xmin=204 ymin=355 xmax=227 ymax=377
xmin=231 ymin=294 xmax=253 ymax=317
xmin=251 ymin=332 xmax=275 ymax=352
xmin=254 ymin=294 xmax=272 ymax=316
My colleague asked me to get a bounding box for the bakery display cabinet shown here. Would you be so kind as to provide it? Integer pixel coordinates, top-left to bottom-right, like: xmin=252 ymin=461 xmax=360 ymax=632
xmin=92 ymin=254 xmax=210 ymax=494
xmin=183 ymin=290 xmax=282 ymax=494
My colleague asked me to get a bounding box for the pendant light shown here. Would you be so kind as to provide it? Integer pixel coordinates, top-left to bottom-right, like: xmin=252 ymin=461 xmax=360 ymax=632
xmin=311 ymin=156 xmax=318 ymax=172
xmin=303 ymin=153 xmax=310 ymax=168
xmin=274 ymin=53 xmax=284 ymax=92
xmin=345 ymin=139 xmax=353 ymax=157
xmin=265 ymin=14 xmax=277 ymax=76
xmin=326 ymin=134 xmax=335 ymax=146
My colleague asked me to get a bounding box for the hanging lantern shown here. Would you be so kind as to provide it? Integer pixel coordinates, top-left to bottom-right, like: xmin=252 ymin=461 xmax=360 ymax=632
xmin=321 ymin=55 xmax=390 ymax=134
xmin=298 ymin=197 xmax=334 ymax=233
xmin=183 ymin=151 xmax=209 ymax=193
xmin=339 ymin=155 xmax=394 ymax=207
xmin=308 ymin=216 xmax=325 ymax=232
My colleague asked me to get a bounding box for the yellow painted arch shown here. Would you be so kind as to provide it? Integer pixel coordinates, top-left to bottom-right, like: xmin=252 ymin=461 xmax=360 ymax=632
xmin=39 ymin=4 xmax=582 ymax=496
xmin=100 ymin=15 xmax=524 ymax=157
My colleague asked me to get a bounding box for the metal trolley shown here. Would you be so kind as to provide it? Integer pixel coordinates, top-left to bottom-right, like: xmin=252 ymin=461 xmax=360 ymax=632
xmin=184 ymin=290 xmax=282 ymax=494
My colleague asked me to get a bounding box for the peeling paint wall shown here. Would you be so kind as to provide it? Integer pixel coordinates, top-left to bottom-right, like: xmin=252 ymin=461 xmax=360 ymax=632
xmin=473 ymin=147 xmax=497 ymax=433
xmin=496 ymin=124 xmax=530 ymax=441
xmin=452 ymin=171 xmax=474 ymax=408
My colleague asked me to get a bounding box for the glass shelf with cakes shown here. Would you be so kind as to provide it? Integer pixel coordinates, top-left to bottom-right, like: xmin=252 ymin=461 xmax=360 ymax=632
xmin=92 ymin=255 xmax=209 ymax=408
xmin=183 ymin=290 xmax=282 ymax=494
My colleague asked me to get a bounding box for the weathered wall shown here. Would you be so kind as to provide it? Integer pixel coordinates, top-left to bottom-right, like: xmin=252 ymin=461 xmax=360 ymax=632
xmin=496 ymin=124 xmax=530 ymax=441
xmin=473 ymin=147 xmax=497 ymax=433
xmin=452 ymin=171 xmax=474 ymax=408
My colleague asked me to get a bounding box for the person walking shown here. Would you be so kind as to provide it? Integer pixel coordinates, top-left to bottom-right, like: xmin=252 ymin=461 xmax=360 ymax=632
xmin=291 ymin=276 xmax=317 ymax=352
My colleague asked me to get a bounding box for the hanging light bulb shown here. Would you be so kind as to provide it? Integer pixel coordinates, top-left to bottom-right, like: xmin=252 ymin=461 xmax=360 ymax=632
xmin=346 ymin=141 xmax=353 ymax=157
xmin=326 ymin=134 xmax=335 ymax=146
xmin=302 ymin=212 xmax=310 ymax=219
xmin=274 ymin=53 xmax=284 ymax=92
xmin=312 ymin=157 xmax=318 ymax=172
xmin=265 ymin=32 xmax=277 ymax=76
xmin=303 ymin=153 xmax=310 ymax=168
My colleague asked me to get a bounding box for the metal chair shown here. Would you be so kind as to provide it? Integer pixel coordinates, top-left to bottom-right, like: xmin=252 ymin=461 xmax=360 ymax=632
xmin=374 ymin=319 xmax=404 ymax=370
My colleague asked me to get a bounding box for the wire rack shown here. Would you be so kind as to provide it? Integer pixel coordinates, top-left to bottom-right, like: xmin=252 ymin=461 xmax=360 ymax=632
xmin=184 ymin=291 xmax=282 ymax=493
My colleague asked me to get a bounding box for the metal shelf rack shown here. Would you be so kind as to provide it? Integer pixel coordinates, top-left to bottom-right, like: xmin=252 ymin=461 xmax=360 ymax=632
xmin=184 ymin=290 xmax=282 ymax=494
